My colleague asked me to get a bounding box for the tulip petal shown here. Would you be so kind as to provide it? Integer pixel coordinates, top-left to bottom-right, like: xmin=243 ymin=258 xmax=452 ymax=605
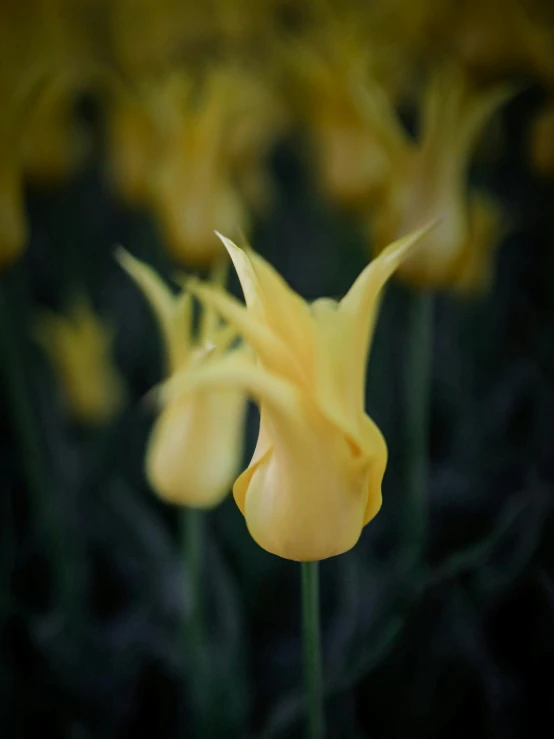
xmin=199 ymin=257 xmax=229 ymax=343
xmin=338 ymin=224 xmax=432 ymax=405
xmin=210 ymin=323 xmax=239 ymax=358
xmin=247 ymin=249 xmax=315 ymax=372
xmin=359 ymin=76 xmax=412 ymax=164
xmin=311 ymin=297 xmax=362 ymax=438
xmin=216 ymin=233 xmax=316 ymax=381
xmin=359 ymin=414 xmax=388 ymax=525
xmin=117 ymin=248 xmax=175 ymax=331
xmin=146 ymin=387 xmax=246 ymax=508
xmin=167 ymin=349 xmax=376 ymax=560
xmin=421 ymin=66 xmax=513 ymax=174
xmin=162 ymin=350 xmax=304 ymax=438
xmin=456 ymin=84 xmax=514 ymax=164
xmin=242 ymin=402 xmax=379 ymax=561
xmin=187 ymin=278 xmax=304 ymax=385
xmin=454 ymin=191 xmax=504 ymax=293
xmin=117 ymin=249 xmax=191 ymax=372
xmin=215 ymin=232 xmax=262 ymax=312
xmin=233 ymin=414 xmax=272 ymax=515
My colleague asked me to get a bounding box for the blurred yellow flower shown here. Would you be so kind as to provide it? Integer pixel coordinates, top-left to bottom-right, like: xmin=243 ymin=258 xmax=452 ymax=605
xmin=110 ymin=0 xmax=187 ymax=78
xmin=118 ymin=250 xmax=247 ymax=508
xmin=34 ymin=299 xmax=126 ymax=426
xmin=368 ymin=66 xmax=510 ymax=292
xmin=107 ymin=64 xmax=287 ymax=264
xmin=442 ymin=0 xmax=554 ymax=84
xmin=0 ymin=155 xmax=27 ymax=271
xmin=529 ymin=100 xmax=554 ymax=178
xmin=105 ymin=90 xmax=159 ymax=206
xmin=225 ymin=71 xmax=290 ymax=215
xmin=182 ymin=227 xmax=429 ymax=561
xmin=292 ymin=30 xmax=398 ymax=210
xmin=22 ymin=77 xmax=88 ymax=185
xmin=0 ymin=10 xmax=55 ymax=270
xmin=147 ymin=69 xmax=249 ymax=267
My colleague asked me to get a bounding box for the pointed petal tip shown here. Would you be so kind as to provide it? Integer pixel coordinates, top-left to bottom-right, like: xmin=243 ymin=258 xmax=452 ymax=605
xmin=214 ymin=230 xmax=257 ymax=260
xmin=381 ymin=219 xmax=439 ymax=265
xmin=114 ymin=244 xmax=130 ymax=264
xmin=141 ymin=383 xmax=164 ymax=411
xmin=115 ymin=246 xmax=142 ymax=278
xmin=214 ymin=230 xmax=239 ymax=253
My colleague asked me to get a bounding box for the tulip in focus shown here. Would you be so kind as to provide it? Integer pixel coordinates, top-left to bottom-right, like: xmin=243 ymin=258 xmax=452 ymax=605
xmin=368 ymin=66 xmax=510 ymax=292
xmin=118 ymin=250 xmax=247 ymax=508
xmin=181 ymin=227 xmax=430 ymax=561
xmin=34 ymin=299 xmax=126 ymax=426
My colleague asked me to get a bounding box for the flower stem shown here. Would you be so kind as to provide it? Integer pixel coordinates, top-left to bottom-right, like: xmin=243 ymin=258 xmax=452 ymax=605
xmin=182 ymin=508 xmax=207 ymax=735
xmin=0 ymin=275 xmax=75 ymax=613
xmin=301 ymin=561 xmax=324 ymax=739
xmin=405 ymin=291 xmax=434 ymax=567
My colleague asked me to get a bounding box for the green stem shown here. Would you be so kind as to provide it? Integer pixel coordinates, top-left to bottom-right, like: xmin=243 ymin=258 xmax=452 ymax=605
xmin=0 ymin=276 xmax=74 ymax=612
xmin=405 ymin=291 xmax=434 ymax=567
xmin=301 ymin=561 xmax=324 ymax=739
xmin=182 ymin=508 xmax=207 ymax=735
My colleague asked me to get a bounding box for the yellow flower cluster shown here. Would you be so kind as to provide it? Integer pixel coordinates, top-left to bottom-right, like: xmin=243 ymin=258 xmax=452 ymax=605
xmin=2 ymin=0 xmax=554 ymax=279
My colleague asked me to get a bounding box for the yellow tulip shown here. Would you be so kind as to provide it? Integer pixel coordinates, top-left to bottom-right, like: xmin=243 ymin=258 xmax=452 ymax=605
xmin=529 ymin=100 xmax=554 ymax=178
xmin=177 ymin=226 xmax=430 ymax=561
xmin=146 ymin=70 xmax=249 ymax=267
xmin=107 ymin=64 xmax=284 ymax=259
xmin=453 ymin=191 xmax=506 ymax=293
xmin=369 ymin=66 xmax=510 ymax=292
xmin=22 ymin=77 xmax=87 ymax=185
xmin=441 ymin=0 xmax=554 ymax=84
xmin=34 ymin=298 xmax=126 ymax=426
xmin=117 ymin=250 xmax=247 ymax=508
xmin=110 ymin=0 xmax=186 ymax=78
xmin=225 ymin=71 xmax=290 ymax=215
xmin=105 ymin=91 xmax=159 ymax=206
xmin=292 ymin=29 xmax=401 ymax=210
xmin=309 ymin=74 xmax=396 ymax=210
xmin=0 ymin=156 xmax=26 ymax=271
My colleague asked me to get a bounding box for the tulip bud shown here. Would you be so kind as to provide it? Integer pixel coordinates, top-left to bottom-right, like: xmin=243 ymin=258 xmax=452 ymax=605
xmin=22 ymin=80 xmax=87 ymax=185
xmin=369 ymin=66 xmax=511 ymax=292
xmin=34 ymin=299 xmax=126 ymax=426
xmin=144 ymin=69 xmax=250 ymax=266
xmin=118 ymin=250 xmax=248 ymax=507
xmin=106 ymin=93 xmax=159 ymax=206
xmin=530 ymin=101 xmax=554 ymax=178
xmin=0 ymin=160 xmax=27 ymax=271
